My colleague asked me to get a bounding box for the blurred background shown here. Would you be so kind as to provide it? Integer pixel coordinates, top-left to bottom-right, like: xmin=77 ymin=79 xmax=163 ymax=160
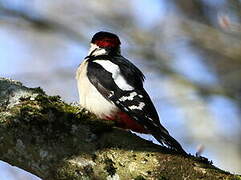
xmin=0 ymin=0 xmax=241 ymax=179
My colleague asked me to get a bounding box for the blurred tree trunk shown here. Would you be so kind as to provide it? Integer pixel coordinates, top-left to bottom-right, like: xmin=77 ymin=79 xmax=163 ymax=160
xmin=0 ymin=77 xmax=239 ymax=180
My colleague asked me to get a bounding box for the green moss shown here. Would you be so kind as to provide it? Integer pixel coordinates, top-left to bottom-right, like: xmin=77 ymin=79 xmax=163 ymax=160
xmin=158 ymin=176 xmax=168 ymax=180
xmin=14 ymin=94 xmax=81 ymax=124
xmin=55 ymin=159 xmax=103 ymax=180
xmin=29 ymin=87 xmax=46 ymax=95
xmin=104 ymin=158 xmax=117 ymax=177
xmin=56 ymin=162 xmax=88 ymax=180
xmin=134 ymin=175 xmax=146 ymax=180
xmin=231 ymin=175 xmax=241 ymax=180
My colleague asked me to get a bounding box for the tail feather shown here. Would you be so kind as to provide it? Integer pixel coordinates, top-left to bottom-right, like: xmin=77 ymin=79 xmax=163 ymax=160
xmin=152 ymin=128 xmax=187 ymax=154
xmin=114 ymin=99 xmax=186 ymax=154
xmin=144 ymin=115 xmax=187 ymax=154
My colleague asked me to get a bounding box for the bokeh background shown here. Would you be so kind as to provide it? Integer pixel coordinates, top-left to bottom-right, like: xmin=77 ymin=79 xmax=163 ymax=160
xmin=0 ymin=0 xmax=241 ymax=179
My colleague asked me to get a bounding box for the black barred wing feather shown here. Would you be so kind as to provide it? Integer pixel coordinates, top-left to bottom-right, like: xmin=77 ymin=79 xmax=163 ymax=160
xmin=112 ymin=89 xmax=162 ymax=130
xmin=110 ymin=90 xmax=186 ymax=154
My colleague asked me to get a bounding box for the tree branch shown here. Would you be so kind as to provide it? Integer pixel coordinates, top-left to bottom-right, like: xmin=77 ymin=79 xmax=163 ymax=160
xmin=0 ymin=77 xmax=239 ymax=179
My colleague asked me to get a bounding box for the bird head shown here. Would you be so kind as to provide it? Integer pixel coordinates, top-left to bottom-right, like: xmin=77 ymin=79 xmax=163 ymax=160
xmin=88 ymin=31 xmax=121 ymax=56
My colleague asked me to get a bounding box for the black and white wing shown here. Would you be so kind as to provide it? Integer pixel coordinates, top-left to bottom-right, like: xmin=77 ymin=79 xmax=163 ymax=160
xmin=86 ymin=55 xmax=186 ymax=154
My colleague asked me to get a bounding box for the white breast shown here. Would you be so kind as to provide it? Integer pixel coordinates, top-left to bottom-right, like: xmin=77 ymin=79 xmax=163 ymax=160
xmin=76 ymin=59 xmax=118 ymax=118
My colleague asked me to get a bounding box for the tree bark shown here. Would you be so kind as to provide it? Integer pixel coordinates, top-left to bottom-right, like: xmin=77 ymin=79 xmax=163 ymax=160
xmin=0 ymin=77 xmax=239 ymax=180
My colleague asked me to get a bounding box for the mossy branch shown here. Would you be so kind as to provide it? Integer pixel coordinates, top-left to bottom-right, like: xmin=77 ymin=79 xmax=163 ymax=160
xmin=0 ymin=77 xmax=240 ymax=180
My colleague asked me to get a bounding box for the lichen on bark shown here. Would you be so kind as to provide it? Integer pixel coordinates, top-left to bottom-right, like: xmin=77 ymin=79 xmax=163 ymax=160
xmin=0 ymin=77 xmax=240 ymax=180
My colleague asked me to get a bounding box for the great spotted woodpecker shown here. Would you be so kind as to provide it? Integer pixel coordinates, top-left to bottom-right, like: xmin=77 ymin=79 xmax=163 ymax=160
xmin=76 ymin=31 xmax=186 ymax=154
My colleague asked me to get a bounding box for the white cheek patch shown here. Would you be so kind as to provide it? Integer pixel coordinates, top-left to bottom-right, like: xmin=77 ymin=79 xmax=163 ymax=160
xmin=119 ymin=92 xmax=138 ymax=101
xmin=93 ymin=60 xmax=134 ymax=91
xmin=129 ymin=102 xmax=145 ymax=110
xmin=88 ymin=43 xmax=107 ymax=56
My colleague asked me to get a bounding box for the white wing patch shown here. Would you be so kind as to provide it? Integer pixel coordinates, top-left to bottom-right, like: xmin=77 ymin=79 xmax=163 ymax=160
xmin=119 ymin=92 xmax=138 ymax=101
xmin=129 ymin=102 xmax=145 ymax=110
xmin=94 ymin=60 xmax=134 ymax=91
